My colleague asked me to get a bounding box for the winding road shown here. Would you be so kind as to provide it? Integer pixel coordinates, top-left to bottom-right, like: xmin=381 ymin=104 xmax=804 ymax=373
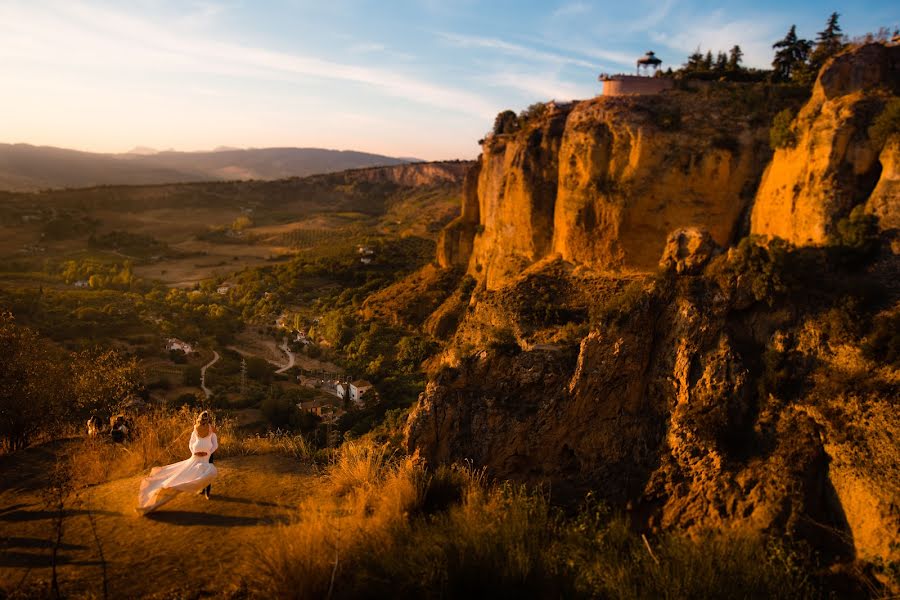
xmin=275 ymin=340 xmax=295 ymax=374
xmin=200 ymin=350 xmax=220 ymax=398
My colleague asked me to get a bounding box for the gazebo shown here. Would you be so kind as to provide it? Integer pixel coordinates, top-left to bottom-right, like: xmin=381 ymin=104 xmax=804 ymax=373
xmin=636 ymin=51 xmax=662 ymax=75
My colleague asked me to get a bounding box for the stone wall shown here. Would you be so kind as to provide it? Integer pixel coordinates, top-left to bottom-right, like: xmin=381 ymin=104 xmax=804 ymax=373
xmin=601 ymin=75 xmax=673 ymax=96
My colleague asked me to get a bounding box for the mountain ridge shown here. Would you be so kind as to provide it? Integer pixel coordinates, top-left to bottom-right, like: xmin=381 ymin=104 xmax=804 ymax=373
xmin=0 ymin=143 xmax=421 ymax=192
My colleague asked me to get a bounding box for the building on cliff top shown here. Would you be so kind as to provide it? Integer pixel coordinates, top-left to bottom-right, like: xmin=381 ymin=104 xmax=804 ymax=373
xmin=599 ymin=50 xmax=673 ymax=96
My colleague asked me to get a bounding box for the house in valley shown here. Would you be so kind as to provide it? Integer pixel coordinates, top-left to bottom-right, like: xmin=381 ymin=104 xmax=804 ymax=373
xmin=349 ymin=380 xmax=374 ymax=407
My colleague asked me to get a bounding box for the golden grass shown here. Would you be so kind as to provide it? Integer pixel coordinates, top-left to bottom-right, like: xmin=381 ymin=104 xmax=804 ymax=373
xmin=250 ymin=439 xmax=818 ymax=599
xmin=67 ymin=407 xmax=315 ymax=488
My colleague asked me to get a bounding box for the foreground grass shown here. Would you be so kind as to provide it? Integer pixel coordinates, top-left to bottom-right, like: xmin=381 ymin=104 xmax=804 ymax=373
xmin=64 ymin=415 xmax=820 ymax=599
xmin=250 ymin=440 xmax=818 ymax=600
xmin=68 ymin=407 xmax=317 ymax=487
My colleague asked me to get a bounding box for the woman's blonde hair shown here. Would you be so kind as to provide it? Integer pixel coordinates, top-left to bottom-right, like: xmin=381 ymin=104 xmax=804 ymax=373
xmin=195 ymin=410 xmax=212 ymax=428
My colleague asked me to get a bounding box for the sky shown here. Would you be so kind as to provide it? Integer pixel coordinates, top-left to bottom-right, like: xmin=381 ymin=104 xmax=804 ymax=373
xmin=0 ymin=1 xmax=897 ymax=160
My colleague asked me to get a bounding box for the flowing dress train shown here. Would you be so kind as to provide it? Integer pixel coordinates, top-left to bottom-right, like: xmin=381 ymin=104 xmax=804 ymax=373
xmin=136 ymin=430 xmax=218 ymax=514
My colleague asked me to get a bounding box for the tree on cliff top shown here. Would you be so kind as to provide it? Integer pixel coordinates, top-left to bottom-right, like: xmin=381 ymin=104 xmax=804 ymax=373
xmin=727 ymin=45 xmax=744 ymax=71
xmin=809 ymin=12 xmax=845 ymax=71
xmin=492 ymin=110 xmax=518 ymax=136
xmin=772 ymin=25 xmax=812 ymax=82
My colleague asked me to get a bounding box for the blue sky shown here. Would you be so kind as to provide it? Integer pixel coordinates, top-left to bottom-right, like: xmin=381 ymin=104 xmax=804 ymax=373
xmin=0 ymin=1 xmax=896 ymax=160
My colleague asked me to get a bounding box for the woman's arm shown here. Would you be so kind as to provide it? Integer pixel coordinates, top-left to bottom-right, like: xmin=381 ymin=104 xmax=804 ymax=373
xmin=209 ymin=433 xmax=218 ymax=455
xmin=189 ymin=429 xmax=203 ymax=455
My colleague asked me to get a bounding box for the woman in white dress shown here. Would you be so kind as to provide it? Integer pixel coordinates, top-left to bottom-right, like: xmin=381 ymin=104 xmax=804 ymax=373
xmin=136 ymin=411 xmax=218 ymax=514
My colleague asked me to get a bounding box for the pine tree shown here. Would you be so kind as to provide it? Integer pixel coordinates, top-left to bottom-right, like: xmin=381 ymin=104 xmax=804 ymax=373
xmin=809 ymin=12 xmax=844 ymax=71
xmin=772 ymin=25 xmax=812 ymax=82
xmin=715 ymin=51 xmax=728 ymax=71
xmin=685 ymin=47 xmax=704 ymax=71
xmin=703 ymin=50 xmax=714 ymax=71
xmin=727 ymin=45 xmax=744 ymax=71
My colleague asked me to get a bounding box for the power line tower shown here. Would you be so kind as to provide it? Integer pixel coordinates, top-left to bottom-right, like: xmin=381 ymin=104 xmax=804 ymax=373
xmin=240 ymin=357 xmax=247 ymax=397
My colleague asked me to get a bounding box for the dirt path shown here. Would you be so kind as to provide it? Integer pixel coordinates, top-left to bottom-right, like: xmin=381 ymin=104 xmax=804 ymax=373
xmin=200 ymin=350 xmax=220 ymax=398
xmin=275 ymin=341 xmax=295 ymax=374
xmin=0 ymin=442 xmax=316 ymax=598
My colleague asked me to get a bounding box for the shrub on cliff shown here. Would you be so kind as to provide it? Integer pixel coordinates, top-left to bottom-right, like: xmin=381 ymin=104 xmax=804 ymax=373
xmin=493 ymin=110 xmax=519 ymax=136
xmin=828 ymin=205 xmax=880 ymax=264
xmin=863 ymin=312 xmax=900 ymax=367
xmin=714 ymin=236 xmax=790 ymax=305
xmin=868 ymin=98 xmax=900 ymax=148
xmin=770 ymin=108 xmax=797 ymax=149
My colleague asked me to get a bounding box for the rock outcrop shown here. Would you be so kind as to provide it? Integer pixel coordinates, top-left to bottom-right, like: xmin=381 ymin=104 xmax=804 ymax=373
xmin=658 ymin=228 xmax=718 ymax=274
xmin=405 ymin=42 xmax=900 ymax=586
xmin=462 ymin=90 xmax=778 ymax=288
xmin=751 ymin=43 xmax=900 ymax=245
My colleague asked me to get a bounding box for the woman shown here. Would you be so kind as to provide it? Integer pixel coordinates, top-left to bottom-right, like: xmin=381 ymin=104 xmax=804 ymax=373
xmin=136 ymin=411 xmax=218 ymax=514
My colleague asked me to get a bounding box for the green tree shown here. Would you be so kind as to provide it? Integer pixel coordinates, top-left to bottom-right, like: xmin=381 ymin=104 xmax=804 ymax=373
xmin=809 ymin=12 xmax=844 ymax=72
xmin=714 ymin=51 xmax=728 ymax=72
xmin=0 ymin=312 xmax=65 ymax=451
xmin=770 ymin=108 xmax=797 ymax=149
xmin=684 ymin=47 xmax=704 ymax=71
xmin=703 ymin=50 xmax=714 ymax=71
xmin=69 ymin=349 xmax=143 ymax=416
xmin=772 ymin=25 xmax=812 ymax=82
xmin=492 ymin=110 xmax=518 ymax=136
xmin=727 ymin=45 xmax=744 ymax=71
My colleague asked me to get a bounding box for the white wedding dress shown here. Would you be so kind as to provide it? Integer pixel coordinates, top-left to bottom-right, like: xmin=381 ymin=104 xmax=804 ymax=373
xmin=136 ymin=430 xmax=218 ymax=514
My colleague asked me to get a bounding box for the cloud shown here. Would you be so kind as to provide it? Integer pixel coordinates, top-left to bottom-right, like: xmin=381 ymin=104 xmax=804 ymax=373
xmin=647 ymin=11 xmax=780 ymax=68
xmin=0 ymin=0 xmax=498 ymax=119
xmin=437 ymin=31 xmax=597 ymax=69
xmin=486 ymin=71 xmax=596 ymax=102
xmin=552 ymin=2 xmax=591 ymax=19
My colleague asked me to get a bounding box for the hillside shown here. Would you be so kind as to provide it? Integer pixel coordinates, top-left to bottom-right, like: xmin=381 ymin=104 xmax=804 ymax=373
xmin=0 ymin=440 xmax=316 ymax=597
xmin=0 ymin=143 xmax=419 ymax=192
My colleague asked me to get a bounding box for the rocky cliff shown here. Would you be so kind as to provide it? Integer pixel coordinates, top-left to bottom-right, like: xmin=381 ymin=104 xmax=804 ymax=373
xmin=404 ymin=43 xmax=900 ymax=590
xmin=443 ymin=88 xmax=789 ymax=288
xmin=751 ymin=43 xmax=900 ymax=245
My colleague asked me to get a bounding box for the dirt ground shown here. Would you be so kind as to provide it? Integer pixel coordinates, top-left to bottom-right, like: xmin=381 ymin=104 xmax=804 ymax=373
xmin=0 ymin=441 xmax=317 ymax=598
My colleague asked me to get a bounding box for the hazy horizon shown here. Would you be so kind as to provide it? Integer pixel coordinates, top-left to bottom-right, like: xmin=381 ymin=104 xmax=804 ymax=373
xmin=2 ymin=0 xmax=897 ymax=160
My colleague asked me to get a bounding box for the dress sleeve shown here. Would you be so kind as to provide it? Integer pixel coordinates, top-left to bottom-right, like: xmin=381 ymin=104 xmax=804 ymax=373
xmin=209 ymin=433 xmax=218 ymax=454
xmin=189 ymin=429 xmax=199 ymax=454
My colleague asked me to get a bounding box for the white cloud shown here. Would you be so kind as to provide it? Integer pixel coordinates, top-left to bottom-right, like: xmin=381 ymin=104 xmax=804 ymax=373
xmin=552 ymin=2 xmax=591 ymax=19
xmin=487 ymin=71 xmax=596 ymax=102
xmin=0 ymin=0 xmax=499 ymax=119
xmin=647 ymin=11 xmax=780 ymax=68
xmin=437 ymin=31 xmax=597 ymax=69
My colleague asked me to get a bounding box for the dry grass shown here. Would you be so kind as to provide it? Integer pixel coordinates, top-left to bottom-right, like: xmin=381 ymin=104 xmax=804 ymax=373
xmin=250 ymin=439 xmax=818 ymax=599
xmin=67 ymin=407 xmax=315 ymax=488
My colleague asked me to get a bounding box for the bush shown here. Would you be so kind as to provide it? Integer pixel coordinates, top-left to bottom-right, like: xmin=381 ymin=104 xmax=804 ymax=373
xmin=770 ymin=108 xmax=797 ymax=149
xmin=173 ymin=392 xmax=199 ymax=408
xmin=250 ymin=440 xmax=818 ymax=599
xmin=828 ymin=205 xmax=880 ymax=263
xmin=863 ymin=312 xmax=900 ymax=367
xmin=492 ymin=110 xmax=518 ymax=135
xmin=719 ymin=237 xmax=790 ymax=305
xmin=183 ymin=365 xmax=202 ymax=387
xmin=869 ymin=98 xmax=900 ymax=148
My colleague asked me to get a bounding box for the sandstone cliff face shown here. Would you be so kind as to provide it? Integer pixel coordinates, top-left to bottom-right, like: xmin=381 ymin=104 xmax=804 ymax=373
xmin=552 ymin=95 xmax=766 ymax=271
xmin=407 ymin=43 xmax=900 ymax=584
xmin=751 ymin=43 xmax=900 ymax=245
xmin=459 ymin=91 xmax=775 ymax=288
xmin=407 ymin=258 xmax=899 ymax=570
xmin=436 ymin=158 xmax=481 ymax=268
xmin=867 ymin=134 xmax=900 ymax=235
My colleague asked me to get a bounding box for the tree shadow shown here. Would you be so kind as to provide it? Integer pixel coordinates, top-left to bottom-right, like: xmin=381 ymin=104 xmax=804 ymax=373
xmin=211 ymin=495 xmax=293 ymax=510
xmin=2 ymin=536 xmax=86 ymax=551
xmin=0 ymin=508 xmax=122 ymax=522
xmin=0 ymin=551 xmax=102 ymax=568
xmin=144 ymin=510 xmax=287 ymax=527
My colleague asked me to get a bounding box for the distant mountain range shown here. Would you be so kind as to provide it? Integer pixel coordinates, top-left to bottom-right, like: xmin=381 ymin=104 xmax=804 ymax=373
xmin=0 ymin=143 xmax=419 ymax=191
